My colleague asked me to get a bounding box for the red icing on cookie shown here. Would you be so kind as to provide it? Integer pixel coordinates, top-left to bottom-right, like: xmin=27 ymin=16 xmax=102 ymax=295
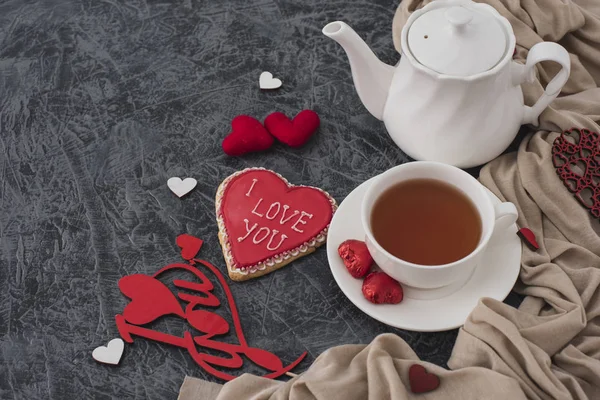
xmin=217 ymin=169 xmax=335 ymax=271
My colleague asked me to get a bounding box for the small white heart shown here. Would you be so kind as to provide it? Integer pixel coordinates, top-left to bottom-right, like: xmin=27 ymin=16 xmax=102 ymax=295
xmin=92 ymin=338 xmax=124 ymax=365
xmin=167 ymin=177 xmax=197 ymax=198
xmin=259 ymin=71 xmax=282 ymax=90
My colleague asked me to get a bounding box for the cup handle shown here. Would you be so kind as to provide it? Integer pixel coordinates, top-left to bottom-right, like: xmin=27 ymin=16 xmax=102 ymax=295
xmin=494 ymin=202 xmax=518 ymax=232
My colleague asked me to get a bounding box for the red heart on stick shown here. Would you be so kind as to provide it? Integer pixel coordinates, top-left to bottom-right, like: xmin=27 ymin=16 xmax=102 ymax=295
xmin=264 ymin=110 xmax=320 ymax=147
xmin=176 ymin=234 xmax=203 ymax=260
xmin=222 ymin=115 xmax=275 ymax=156
xmin=408 ymin=364 xmax=440 ymax=394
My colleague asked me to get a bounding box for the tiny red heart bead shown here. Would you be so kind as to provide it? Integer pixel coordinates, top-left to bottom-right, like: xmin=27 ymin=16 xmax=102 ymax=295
xmin=222 ymin=115 xmax=274 ymax=156
xmin=408 ymin=364 xmax=440 ymax=394
xmin=517 ymin=227 xmax=539 ymax=250
xmin=264 ymin=110 xmax=320 ymax=147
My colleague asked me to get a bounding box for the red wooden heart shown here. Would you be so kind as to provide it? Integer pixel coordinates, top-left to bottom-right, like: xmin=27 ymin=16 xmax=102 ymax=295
xmin=176 ymin=234 xmax=203 ymax=260
xmin=222 ymin=115 xmax=274 ymax=156
xmin=408 ymin=364 xmax=440 ymax=394
xmin=517 ymin=228 xmax=539 ymax=250
xmin=216 ymin=168 xmax=335 ymax=271
xmin=264 ymin=110 xmax=320 ymax=147
xmin=119 ymin=274 xmax=185 ymax=325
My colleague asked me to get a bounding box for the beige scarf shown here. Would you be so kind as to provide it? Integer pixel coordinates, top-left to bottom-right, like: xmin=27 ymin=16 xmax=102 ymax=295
xmin=179 ymin=1 xmax=600 ymax=398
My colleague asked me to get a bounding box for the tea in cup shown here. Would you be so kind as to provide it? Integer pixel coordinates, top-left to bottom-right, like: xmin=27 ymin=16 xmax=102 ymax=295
xmin=361 ymin=161 xmax=518 ymax=300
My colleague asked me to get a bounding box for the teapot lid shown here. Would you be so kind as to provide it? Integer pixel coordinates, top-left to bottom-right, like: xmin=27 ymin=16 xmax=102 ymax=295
xmin=407 ymin=3 xmax=508 ymax=76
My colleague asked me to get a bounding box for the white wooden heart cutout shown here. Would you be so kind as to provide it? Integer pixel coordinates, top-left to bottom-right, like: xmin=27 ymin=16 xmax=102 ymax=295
xmin=92 ymin=338 xmax=124 ymax=365
xmin=259 ymin=71 xmax=282 ymax=90
xmin=167 ymin=177 xmax=197 ymax=198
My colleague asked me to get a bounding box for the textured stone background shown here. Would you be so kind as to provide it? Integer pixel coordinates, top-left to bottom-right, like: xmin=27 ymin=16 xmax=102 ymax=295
xmin=0 ymin=0 xmax=522 ymax=398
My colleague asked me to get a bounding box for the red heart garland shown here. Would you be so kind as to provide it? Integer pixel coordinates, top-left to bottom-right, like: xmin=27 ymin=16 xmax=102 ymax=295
xmin=552 ymin=128 xmax=600 ymax=219
xmin=176 ymin=234 xmax=203 ymax=260
xmin=408 ymin=364 xmax=440 ymax=394
xmin=264 ymin=110 xmax=320 ymax=148
xmin=222 ymin=115 xmax=274 ymax=156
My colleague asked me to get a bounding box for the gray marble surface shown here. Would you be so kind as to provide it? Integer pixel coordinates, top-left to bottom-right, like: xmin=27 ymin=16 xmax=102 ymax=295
xmin=0 ymin=0 xmax=523 ymax=398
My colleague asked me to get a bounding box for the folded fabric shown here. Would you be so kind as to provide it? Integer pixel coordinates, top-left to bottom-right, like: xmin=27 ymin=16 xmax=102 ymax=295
xmin=179 ymin=333 xmax=527 ymax=400
xmin=179 ymin=0 xmax=600 ymax=398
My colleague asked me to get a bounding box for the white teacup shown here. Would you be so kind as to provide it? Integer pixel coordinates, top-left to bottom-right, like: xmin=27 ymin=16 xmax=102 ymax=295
xmin=361 ymin=161 xmax=518 ymax=300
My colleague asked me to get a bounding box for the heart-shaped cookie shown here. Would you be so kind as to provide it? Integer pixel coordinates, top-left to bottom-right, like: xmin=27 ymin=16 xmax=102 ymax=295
xmin=92 ymin=338 xmax=125 ymax=365
xmin=216 ymin=168 xmax=336 ymax=281
xmin=408 ymin=364 xmax=440 ymax=394
xmin=264 ymin=110 xmax=320 ymax=148
xmin=222 ymin=115 xmax=275 ymax=156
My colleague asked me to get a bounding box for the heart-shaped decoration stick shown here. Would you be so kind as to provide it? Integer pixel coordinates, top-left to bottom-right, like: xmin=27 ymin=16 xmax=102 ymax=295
xmin=408 ymin=364 xmax=440 ymax=394
xmin=92 ymin=338 xmax=125 ymax=365
xmin=167 ymin=177 xmax=197 ymax=198
xmin=259 ymin=71 xmax=282 ymax=90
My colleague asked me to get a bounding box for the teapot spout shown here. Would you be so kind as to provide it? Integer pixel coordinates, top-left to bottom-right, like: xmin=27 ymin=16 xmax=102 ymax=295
xmin=323 ymin=21 xmax=395 ymax=120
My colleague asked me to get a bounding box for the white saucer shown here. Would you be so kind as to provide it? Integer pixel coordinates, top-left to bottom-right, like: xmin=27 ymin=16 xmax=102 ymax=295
xmin=326 ymin=176 xmax=521 ymax=332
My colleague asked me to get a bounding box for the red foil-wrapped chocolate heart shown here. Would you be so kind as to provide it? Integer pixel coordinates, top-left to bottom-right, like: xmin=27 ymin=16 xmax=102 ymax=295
xmin=338 ymin=239 xmax=374 ymax=278
xmin=362 ymin=272 xmax=403 ymax=304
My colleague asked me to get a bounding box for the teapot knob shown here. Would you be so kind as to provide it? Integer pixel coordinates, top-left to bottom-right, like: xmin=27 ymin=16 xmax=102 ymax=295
xmin=445 ymin=6 xmax=473 ymax=31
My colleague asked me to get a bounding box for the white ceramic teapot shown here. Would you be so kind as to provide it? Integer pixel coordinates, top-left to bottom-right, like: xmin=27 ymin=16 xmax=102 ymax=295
xmin=323 ymin=0 xmax=570 ymax=168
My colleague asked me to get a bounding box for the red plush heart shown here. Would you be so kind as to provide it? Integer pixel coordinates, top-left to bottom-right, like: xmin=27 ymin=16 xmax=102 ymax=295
xmin=362 ymin=272 xmax=403 ymax=304
xmin=217 ymin=168 xmax=335 ymax=270
xmin=176 ymin=234 xmax=203 ymax=260
xmin=517 ymin=228 xmax=539 ymax=250
xmin=408 ymin=364 xmax=440 ymax=394
xmin=264 ymin=110 xmax=320 ymax=147
xmin=119 ymin=274 xmax=185 ymax=325
xmin=222 ymin=115 xmax=274 ymax=156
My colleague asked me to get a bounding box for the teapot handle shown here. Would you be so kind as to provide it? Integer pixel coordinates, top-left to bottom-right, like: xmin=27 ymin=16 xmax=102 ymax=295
xmin=521 ymin=42 xmax=571 ymax=126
